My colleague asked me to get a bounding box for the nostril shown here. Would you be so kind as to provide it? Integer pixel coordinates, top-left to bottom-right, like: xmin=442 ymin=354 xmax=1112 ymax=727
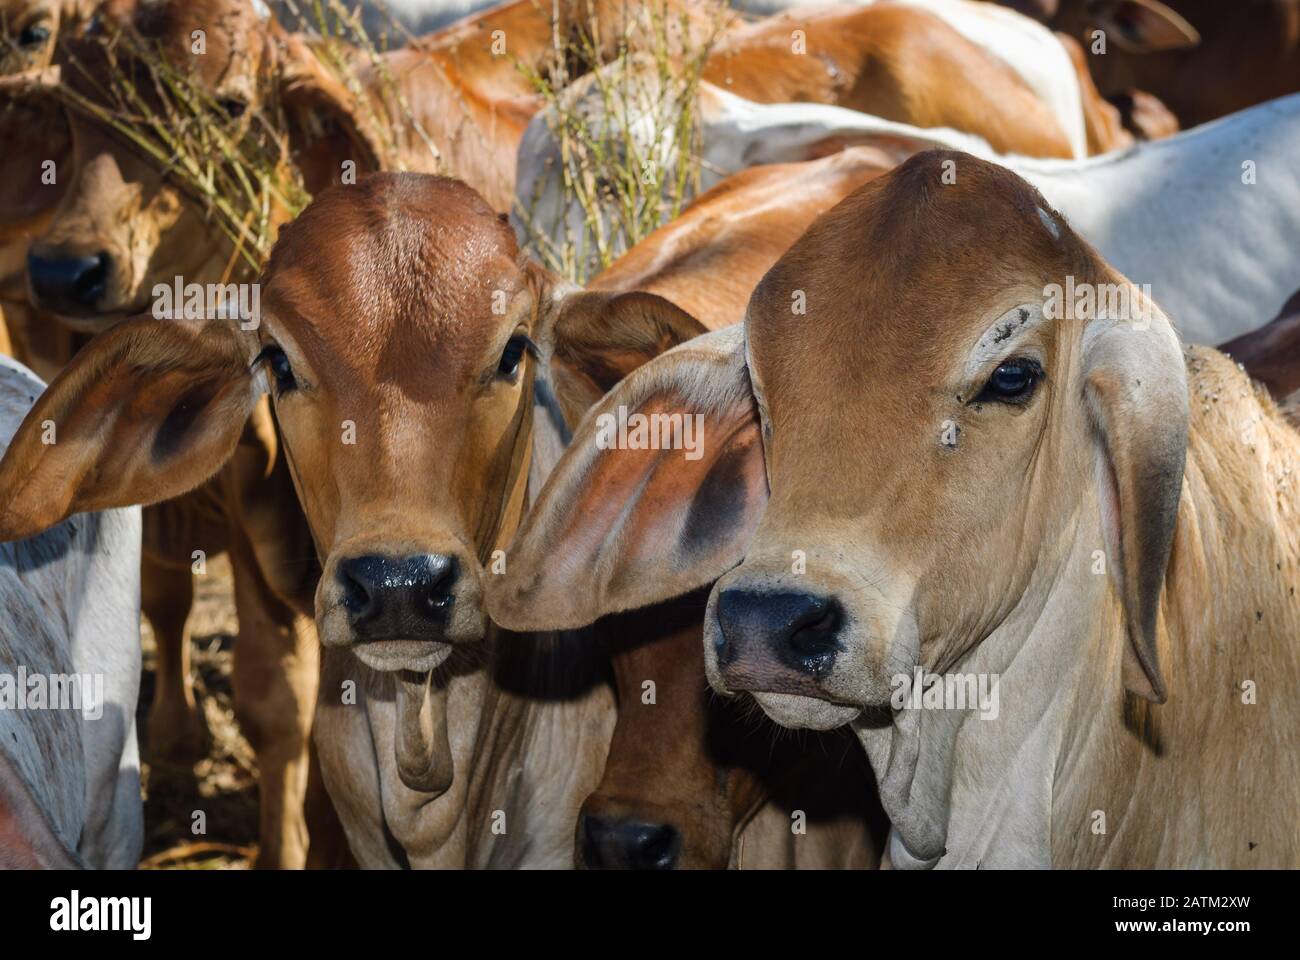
xmin=73 ymin=252 xmax=110 ymax=303
xmin=338 ymin=557 xmax=377 ymax=619
xmin=338 ymin=554 xmax=460 ymax=632
xmin=581 ymin=816 xmax=681 ymax=870
xmin=787 ymin=600 xmax=841 ymax=657
xmin=425 ymin=555 xmax=458 ymax=614
xmin=716 ymin=589 xmax=843 ymax=676
xmin=27 ymin=250 xmax=111 ymax=311
xmin=633 ymin=823 xmax=681 ymax=871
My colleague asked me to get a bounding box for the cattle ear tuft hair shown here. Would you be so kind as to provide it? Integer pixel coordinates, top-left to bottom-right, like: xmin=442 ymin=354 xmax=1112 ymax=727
xmin=1081 ymin=295 xmax=1188 ymax=703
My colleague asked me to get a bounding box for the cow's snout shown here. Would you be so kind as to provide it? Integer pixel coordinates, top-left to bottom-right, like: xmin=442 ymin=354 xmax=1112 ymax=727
xmin=580 ymin=814 xmax=681 ymax=870
xmin=317 ymin=539 xmax=486 ymax=670
xmin=27 ymin=250 xmax=111 ymax=316
xmin=714 ymin=589 xmax=842 ymax=695
xmin=338 ymin=554 xmax=458 ymax=641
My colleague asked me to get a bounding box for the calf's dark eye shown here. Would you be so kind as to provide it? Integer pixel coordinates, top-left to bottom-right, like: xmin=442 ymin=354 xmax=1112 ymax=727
xmin=497 ymin=335 xmax=530 ymax=378
xmin=976 ymin=358 xmax=1041 ymax=404
xmin=255 ymin=345 xmax=296 ymax=393
xmin=219 ymin=97 xmax=247 ymax=120
xmin=19 ymin=23 xmax=51 ymax=48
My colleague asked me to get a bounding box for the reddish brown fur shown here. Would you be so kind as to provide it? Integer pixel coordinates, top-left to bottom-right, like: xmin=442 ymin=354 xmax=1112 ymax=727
xmin=1220 ymin=288 xmax=1300 ymax=401
xmin=703 ymin=4 xmax=1075 ymax=158
xmin=592 ymin=147 xmax=895 ymax=328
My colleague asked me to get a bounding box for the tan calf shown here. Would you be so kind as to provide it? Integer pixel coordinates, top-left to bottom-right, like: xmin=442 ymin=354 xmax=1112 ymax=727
xmin=491 ymin=151 xmax=1300 ymax=868
xmin=0 ymin=172 xmax=705 ymax=866
xmin=7 ymin=0 xmax=356 ymax=867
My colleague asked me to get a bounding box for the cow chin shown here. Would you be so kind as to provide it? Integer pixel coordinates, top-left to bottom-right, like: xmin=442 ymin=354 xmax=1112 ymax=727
xmin=751 ymin=692 xmax=861 ymax=731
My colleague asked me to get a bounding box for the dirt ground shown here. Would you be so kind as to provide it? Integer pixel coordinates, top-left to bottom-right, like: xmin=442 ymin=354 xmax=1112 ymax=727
xmin=136 ymin=554 xmax=259 ymax=869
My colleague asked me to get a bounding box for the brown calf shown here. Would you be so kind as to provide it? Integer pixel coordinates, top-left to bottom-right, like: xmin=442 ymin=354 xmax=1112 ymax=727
xmin=0 ymin=173 xmax=696 ymax=866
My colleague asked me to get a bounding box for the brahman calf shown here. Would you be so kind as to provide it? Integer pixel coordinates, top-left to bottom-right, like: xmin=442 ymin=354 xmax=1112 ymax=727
xmin=0 ymin=354 xmax=142 ymax=869
xmin=0 ymin=172 xmax=704 ymax=867
xmin=9 ymin=0 xmax=401 ymax=867
xmin=491 ymin=151 xmax=1300 ymax=868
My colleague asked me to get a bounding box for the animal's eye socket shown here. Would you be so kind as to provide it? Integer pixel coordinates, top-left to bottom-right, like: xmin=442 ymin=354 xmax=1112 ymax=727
xmin=497 ymin=335 xmax=531 ymax=379
xmin=18 ymin=23 xmax=51 ymax=48
xmin=219 ymin=97 xmax=247 ymax=120
xmin=256 ymin=345 xmax=296 ymax=393
xmin=976 ymin=359 xmax=1042 ymax=404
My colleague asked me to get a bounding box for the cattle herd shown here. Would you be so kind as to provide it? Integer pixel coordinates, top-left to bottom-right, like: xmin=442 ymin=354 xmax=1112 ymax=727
xmin=0 ymin=0 xmax=1297 ymax=873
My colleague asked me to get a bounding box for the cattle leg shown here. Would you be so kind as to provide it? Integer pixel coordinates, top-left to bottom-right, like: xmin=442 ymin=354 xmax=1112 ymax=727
xmin=141 ymin=555 xmax=208 ymax=762
xmin=228 ymin=532 xmax=319 ymax=870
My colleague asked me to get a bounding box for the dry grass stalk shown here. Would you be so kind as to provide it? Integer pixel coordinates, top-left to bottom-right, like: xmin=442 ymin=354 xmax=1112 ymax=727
xmin=51 ymin=0 xmax=439 ymax=276
xmin=516 ymin=0 xmax=729 ymax=283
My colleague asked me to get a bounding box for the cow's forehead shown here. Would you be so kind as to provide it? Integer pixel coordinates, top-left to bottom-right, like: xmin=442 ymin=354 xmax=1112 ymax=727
xmin=262 ymin=174 xmax=526 ymax=387
xmin=745 ymin=151 xmax=1090 ymax=374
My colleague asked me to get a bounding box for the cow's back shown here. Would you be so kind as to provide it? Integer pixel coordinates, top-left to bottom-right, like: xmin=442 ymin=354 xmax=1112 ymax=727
xmin=0 ymin=356 xmax=143 ymax=868
xmin=1015 ymin=93 xmax=1300 ymax=345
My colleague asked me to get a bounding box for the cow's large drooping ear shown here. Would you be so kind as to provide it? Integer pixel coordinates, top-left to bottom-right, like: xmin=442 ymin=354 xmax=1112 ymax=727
xmin=277 ymin=38 xmax=383 ymax=195
xmin=1081 ymin=296 xmax=1189 ymax=703
xmin=540 ymin=286 xmax=710 ymax=424
xmin=489 ymin=325 xmax=768 ymax=631
xmin=1090 ymin=0 xmax=1200 ymax=54
xmin=0 ymin=317 xmax=256 ymax=541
